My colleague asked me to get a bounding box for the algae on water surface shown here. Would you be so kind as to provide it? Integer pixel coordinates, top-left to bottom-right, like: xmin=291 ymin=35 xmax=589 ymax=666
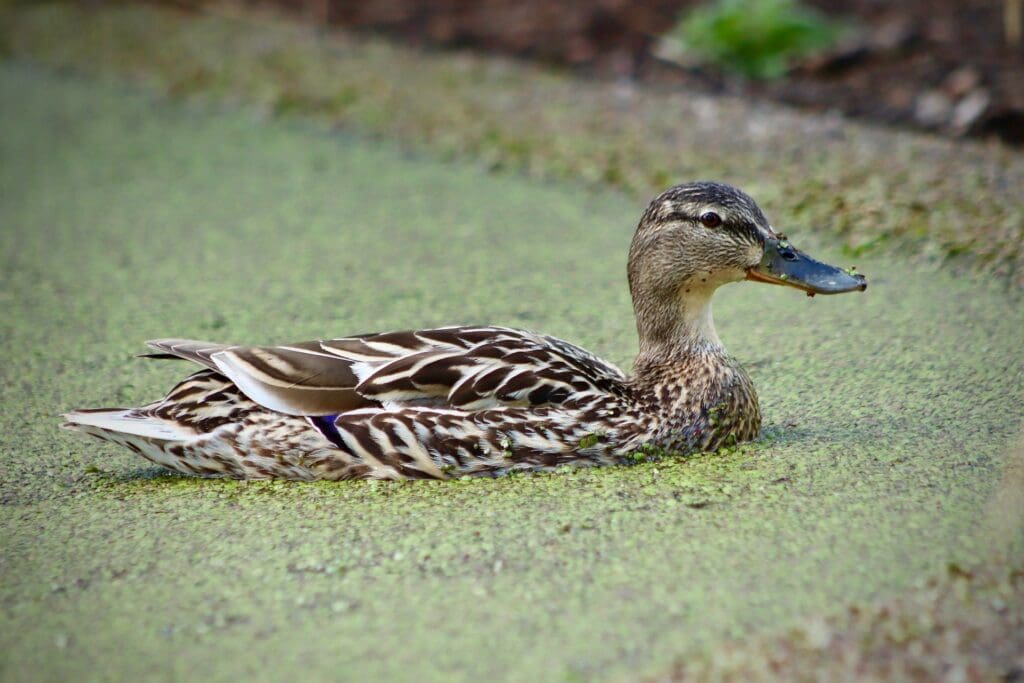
xmin=1 ymin=65 xmax=1022 ymax=682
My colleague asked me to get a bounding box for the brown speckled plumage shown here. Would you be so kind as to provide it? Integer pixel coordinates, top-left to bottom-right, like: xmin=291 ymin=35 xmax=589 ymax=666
xmin=63 ymin=182 xmax=863 ymax=480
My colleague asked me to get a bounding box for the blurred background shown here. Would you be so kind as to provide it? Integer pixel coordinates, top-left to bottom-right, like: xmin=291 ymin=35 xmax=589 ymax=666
xmin=159 ymin=0 xmax=1024 ymax=144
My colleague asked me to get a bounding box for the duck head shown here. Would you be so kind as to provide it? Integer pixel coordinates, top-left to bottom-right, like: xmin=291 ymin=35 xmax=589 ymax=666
xmin=628 ymin=181 xmax=866 ymax=356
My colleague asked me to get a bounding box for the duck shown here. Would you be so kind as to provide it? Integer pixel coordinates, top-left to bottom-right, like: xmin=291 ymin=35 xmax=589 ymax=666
xmin=64 ymin=181 xmax=866 ymax=480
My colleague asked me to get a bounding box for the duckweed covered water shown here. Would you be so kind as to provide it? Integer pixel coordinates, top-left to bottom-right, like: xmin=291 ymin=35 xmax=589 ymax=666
xmin=1 ymin=64 xmax=1022 ymax=681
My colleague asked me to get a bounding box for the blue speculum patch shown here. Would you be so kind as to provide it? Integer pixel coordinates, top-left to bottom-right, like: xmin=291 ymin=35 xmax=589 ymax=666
xmin=308 ymin=414 xmax=344 ymax=449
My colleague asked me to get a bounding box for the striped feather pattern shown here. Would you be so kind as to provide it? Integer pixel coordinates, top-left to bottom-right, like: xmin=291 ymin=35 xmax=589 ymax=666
xmin=63 ymin=326 xmax=757 ymax=480
xmin=327 ymin=326 xmax=626 ymax=410
xmin=60 ymin=182 xmax=822 ymax=480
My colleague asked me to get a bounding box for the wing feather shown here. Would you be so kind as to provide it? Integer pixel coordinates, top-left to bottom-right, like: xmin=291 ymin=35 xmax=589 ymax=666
xmin=352 ymin=328 xmax=627 ymax=410
xmin=210 ymin=345 xmax=368 ymax=416
xmin=143 ymin=327 xmax=626 ymax=417
xmin=144 ymin=339 xmax=233 ymax=371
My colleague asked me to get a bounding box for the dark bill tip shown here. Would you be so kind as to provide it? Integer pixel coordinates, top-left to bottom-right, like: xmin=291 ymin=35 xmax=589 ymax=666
xmin=748 ymin=237 xmax=867 ymax=295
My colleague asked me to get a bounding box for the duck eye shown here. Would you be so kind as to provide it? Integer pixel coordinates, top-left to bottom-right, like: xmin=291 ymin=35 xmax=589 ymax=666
xmin=699 ymin=211 xmax=722 ymax=228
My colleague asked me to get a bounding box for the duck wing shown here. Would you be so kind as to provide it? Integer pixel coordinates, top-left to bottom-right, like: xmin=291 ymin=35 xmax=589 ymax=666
xmin=145 ymin=338 xmax=369 ymax=416
xmin=147 ymin=326 xmax=627 ymax=417
xmin=326 ymin=326 xmax=627 ymax=410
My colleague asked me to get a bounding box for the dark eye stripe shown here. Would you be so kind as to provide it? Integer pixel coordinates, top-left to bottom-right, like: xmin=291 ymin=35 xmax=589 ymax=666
xmin=659 ymin=206 xmax=765 ymax=241
xmin=660 ymin=208 xmax=762 ymax=241
xmin=663 ymin=209 xmax=727 ymax=228
xmin=662 ymin=210 xmax=704 ymax=223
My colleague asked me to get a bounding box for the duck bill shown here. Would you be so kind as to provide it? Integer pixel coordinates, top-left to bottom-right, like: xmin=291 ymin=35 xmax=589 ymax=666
xmin=747 ymin=237 xmax=867 ymax=296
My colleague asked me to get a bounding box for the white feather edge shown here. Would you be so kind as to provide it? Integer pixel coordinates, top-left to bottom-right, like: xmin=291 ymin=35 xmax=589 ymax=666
xmin=63 ymin=409 xmax=191 ymax=442
xmin=209 ymin=351 xmax=311 ymax=416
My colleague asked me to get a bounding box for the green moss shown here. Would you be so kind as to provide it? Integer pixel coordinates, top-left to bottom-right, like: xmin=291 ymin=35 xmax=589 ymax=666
xmin=0 ymin=65 xmax=1021 ymax=682
xmin=672 ymin=0 xmax=844 ymax=79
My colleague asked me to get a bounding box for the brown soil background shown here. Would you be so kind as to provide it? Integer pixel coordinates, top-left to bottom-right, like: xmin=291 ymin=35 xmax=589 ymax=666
xmin=208 ymin=0 xmax=1024 ymax=144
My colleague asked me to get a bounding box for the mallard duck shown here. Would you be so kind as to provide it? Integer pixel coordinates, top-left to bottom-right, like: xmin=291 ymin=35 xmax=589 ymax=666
xmin=64 ymin=182 xmax=866 ymax=480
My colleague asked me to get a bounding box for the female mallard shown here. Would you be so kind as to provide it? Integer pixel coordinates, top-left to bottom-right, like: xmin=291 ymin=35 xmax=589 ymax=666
xmin=64 ymin=182 xmax=866 ymax=480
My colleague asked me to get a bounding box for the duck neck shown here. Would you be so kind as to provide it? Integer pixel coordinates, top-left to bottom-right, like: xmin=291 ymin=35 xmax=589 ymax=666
xmin=633 ymin=286 xmax=725 ymax=371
